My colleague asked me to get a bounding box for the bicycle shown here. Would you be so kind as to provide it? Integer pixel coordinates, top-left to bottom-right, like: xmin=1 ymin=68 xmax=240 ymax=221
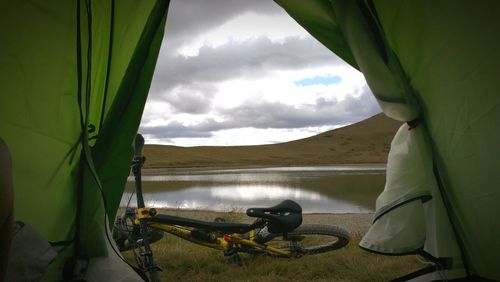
xmin=113 ymin=134 xmax=350 ymax=282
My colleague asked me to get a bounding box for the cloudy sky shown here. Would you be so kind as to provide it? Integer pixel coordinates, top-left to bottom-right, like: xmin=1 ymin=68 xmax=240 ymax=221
xmin=140 ymin=0 xmax=381 ymax=146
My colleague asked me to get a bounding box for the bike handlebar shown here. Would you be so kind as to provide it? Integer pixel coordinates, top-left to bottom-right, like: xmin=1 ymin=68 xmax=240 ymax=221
xmin=134 ymin=133 xmax=145 ymax=160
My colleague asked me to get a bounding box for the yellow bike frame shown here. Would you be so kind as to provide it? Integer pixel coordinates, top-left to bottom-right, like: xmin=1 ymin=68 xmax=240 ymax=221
xmin=135 ymin=207 xmax=293 ymax=257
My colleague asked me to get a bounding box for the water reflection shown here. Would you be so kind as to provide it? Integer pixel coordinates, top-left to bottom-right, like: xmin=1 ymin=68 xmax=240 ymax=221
xmin=121 ymin=166 xmax=385 ymax=213
xmin=210 ymin=185 xmax=323 ymax=201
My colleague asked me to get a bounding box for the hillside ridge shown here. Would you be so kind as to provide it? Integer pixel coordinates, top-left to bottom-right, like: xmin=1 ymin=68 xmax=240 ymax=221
xmin=143 ymin=113 xmax=402 ymax=168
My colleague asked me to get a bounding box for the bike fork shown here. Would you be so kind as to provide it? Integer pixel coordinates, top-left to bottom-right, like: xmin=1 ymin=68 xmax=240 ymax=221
xmin=223 ymin=246 xmax=242 ymax=266
xmin=133 ymin=134 xmax=160 ymax=282
xmin=137 ymin=219 xmax=161 ymax=281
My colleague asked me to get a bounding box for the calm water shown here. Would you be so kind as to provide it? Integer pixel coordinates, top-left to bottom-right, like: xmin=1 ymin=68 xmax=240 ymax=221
xmin=121 ymin=165 xmax=386 ymax=213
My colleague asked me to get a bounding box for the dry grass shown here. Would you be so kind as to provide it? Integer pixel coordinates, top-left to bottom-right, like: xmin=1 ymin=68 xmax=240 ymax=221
xmin=142 ymin=114 xmax=402 ymax=169
xmin=121 ymin=211 xmax=426 ymax=281
xmin=123 ymin=230 xmax=424 ymax=281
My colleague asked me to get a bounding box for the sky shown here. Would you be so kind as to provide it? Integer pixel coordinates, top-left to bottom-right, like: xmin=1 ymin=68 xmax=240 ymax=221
xmin=140 ymin=0 xmax=381 ymax=146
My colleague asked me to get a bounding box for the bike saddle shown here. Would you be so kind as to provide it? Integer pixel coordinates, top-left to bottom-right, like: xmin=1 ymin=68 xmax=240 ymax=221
xmin=246 ymin=200 xmax=303 ymax=233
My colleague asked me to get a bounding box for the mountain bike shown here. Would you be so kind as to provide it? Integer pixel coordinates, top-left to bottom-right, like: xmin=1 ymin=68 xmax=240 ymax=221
xmin=113 ymin=134 xmax=350 ymax=282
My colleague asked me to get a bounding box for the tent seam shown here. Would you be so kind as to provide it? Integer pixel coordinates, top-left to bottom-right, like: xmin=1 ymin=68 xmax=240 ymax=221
xmin=98 ymin=0 xmax=115 ymax=134
xmin=373 ymin=193 xmax=432 ymax=223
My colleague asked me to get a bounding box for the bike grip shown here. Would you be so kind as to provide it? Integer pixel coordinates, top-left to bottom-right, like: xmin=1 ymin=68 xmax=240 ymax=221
xmin=134 ymin=134 xmax=145 ymax=158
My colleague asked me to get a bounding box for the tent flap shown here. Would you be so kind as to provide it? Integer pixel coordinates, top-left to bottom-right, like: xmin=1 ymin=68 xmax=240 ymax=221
xmin=276 ymin=0 xmax=358 ymax=69
xmin=78 ymin=0 xmax=169 ymax=258
xmin=280 ymin=0 xmax=500 ymax=280
xmin=360 ymin=200 xmax=426 ymax=254
xmin=1 ymin=0 xmax=169 ymax=280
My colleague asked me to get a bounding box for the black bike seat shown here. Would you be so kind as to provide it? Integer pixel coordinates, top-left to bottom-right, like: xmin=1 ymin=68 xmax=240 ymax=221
xmin=246 ymin=200 xmax=303 ymax=233
xmin=247 ymin=199 xmax=302 ymax=215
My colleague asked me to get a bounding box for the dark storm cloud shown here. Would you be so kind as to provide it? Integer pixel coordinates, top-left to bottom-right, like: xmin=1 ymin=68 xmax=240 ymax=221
xmin=164 ymin=0 xmax=284 ymax=50
xmin=149 ymin=36 xmax=343 ymax=100
xmin=165 ymin=85 xmax=217 ymax=114
xmin=140 ymin=85 xmax=381 ymax=139
xmin=140 ymin=120 xmax=213 ymax=138
xmin=345 ymin=84 xmax=381 ymax=115
xmin=214 ymin=85 xmax=380 ymax=129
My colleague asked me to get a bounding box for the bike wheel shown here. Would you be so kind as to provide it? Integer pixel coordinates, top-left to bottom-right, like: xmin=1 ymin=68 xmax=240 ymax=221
xmin=266 ymin=224 xmax=350 ymax=256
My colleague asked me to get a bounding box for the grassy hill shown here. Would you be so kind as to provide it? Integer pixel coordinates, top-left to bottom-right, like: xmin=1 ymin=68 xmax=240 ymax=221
xmin=143 ymin=113 xmax=402 ymax=168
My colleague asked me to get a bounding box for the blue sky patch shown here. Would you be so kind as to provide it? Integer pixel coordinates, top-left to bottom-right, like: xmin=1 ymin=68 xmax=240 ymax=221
xmin=294 ymin=75 xmax=342 ymax=87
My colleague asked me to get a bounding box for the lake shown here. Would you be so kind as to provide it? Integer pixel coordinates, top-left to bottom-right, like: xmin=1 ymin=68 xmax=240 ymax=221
xmin=121 ymin=165 xmax=386 ymax=214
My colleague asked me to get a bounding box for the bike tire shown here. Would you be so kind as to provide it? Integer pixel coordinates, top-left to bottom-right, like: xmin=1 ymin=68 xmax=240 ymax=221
xmin=288 ymin=224 xmax=350 ymax=254
xmin=262 ymin=224 xmax=349 ymax=256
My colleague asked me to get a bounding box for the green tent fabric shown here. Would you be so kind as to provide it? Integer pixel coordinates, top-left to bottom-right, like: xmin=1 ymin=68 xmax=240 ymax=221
xmin=278 ymin=0 xmax=500 ymax=280
xmin=0 ymin=0 xmax=169 ymax=280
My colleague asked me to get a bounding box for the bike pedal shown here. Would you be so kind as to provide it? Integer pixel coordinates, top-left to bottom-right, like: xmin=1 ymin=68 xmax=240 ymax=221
xmin=225 ymin=253 xmax=242 ymax=266
xmin=140 ymin=251 xmax=153 ymax=256
xmin=149 ymin=265 xmax=163 ymax=272
xmin=223 ymin=248 xmax=243 ymax=266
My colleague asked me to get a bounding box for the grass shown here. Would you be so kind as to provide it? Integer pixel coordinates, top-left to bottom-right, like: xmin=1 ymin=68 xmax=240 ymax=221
xmin=122 ymin=234 xmax=426 ymax=281
xmin=120 ymin=211 xmax=425 ymax=281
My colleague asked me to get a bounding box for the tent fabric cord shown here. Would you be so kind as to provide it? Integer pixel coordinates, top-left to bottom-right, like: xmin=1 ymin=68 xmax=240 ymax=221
xmin=359 ymin=244 xmax=423 ymax=256
xmin=65 ymin=1 xmax=90 ymax=279
xmin=373 ymin=194 xmax=432 ymax=223
xmin=79 ymin=0 xmax=139 ymax=272
xmin=76 ymin=0 xmax=84 ymax=131
xmin=431 ymin=157 xmax=471 ymax=276
xmin=74 ymin=0 xmax=84 ymax=257
xmin=419 ymin=250 xmax=453 ymax=269
xmin=84 ymin=0 xmax=92 ymax=126
xmin=98 ymin=0 xmax=115 ymax=133
xmin=389 ymin=265 xmax=438 ymax=282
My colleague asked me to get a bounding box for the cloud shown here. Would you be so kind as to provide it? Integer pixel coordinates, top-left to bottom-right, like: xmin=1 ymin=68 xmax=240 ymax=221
xmin=140 ymin=120 xmax=213 ymax=138
xmin=164 ymin=0 xmax=284 ymax=50
xmin=165 ymin=86 xmax=216 ymax=114
xmin=140 ymin=83 xmax=380 ymax=139
xmin=215 ymin=85 xmax=379 ymax=129
xmin=140 ymin=0 xmax=379 ymax=146
xmin=150 ymin=36 xmax=343 ymax=100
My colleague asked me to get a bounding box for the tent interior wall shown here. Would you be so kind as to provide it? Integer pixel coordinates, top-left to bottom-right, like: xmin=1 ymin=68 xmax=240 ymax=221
xmin=0 ymin=0 xmax=499 ymax=281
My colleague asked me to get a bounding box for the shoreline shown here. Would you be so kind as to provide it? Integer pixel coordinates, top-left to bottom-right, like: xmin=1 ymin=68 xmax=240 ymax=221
xmin=139 ymin=163 xmax=387 ymax=175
